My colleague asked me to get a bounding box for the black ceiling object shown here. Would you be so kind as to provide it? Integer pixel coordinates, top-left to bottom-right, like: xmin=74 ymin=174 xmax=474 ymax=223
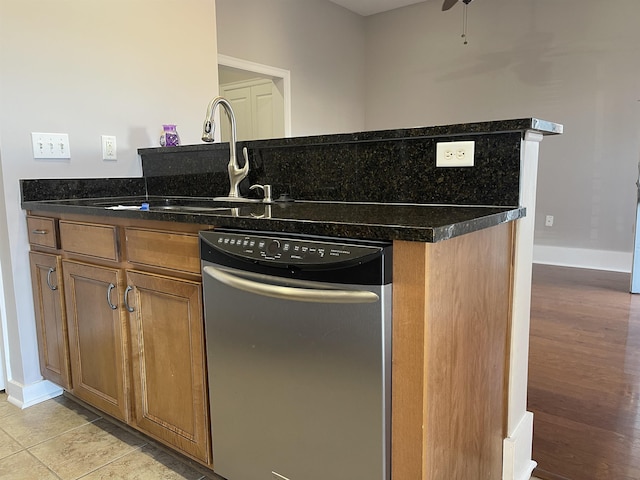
xmin=442 ymin=0 xmax=474 ymax=11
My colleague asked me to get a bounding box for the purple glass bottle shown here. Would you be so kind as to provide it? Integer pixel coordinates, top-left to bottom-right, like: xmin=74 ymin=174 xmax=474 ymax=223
xmin=160 ymin=124 xmax=180 ymax=147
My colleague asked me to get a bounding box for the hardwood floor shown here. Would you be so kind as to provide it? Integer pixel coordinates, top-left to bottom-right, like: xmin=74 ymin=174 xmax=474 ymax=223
xmin=529 ymin=264 xmax=640 ymax=480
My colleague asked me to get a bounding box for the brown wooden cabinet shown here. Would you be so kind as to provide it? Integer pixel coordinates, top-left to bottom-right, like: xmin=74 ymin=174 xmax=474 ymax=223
xmin=27 ymin=209 xmax=514 ymax=477
xmin=127 ymin=270 xmax=209 ymax=462
xmin=26 ymin=213 xmax=212 ymax=466
xmin=28 ymin=251 xmax=72 ymax=390
xmin=63 ymin=259 xmax=131 ymax=422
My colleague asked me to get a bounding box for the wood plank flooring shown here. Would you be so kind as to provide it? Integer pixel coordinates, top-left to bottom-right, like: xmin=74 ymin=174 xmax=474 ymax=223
xmin=529 ymin=264 xmax=640 ymax=480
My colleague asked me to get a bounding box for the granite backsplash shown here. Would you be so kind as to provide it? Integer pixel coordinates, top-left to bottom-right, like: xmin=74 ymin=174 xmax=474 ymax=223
xmin=139 ymin=121 xmax=550 ymax=207
xmin=22 ymin=118 xmax=562 ymax=206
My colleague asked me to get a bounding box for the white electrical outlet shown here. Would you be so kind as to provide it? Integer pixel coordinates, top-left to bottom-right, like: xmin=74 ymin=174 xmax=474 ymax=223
xmin=101 ymin=135 xmax=117 ymax=160
xmin=436 ymin=140 xmax=475 ymax=167
xmin=31 ymin=132 xmax=71 ymax=159
xmin=545 ymin=215 xmax=554 ymax=227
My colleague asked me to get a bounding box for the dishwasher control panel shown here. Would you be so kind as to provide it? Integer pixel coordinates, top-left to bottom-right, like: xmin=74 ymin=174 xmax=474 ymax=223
xmin=202 ymin=230 xmax=383 ymax=266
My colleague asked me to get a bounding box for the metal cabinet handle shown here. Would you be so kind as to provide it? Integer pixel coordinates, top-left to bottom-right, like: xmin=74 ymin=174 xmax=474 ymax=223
xmin=203 ymin=265 xmax=379 ymax=304
xmin=124 ymin=286 xmax=134 ymax=312
xmin=32 ymin=229 xmax=48 ymax=235
xmin=46 ymin=267 xmax=58 ymax=291
xmin=107 ymin=283 xmax=117 ymax=310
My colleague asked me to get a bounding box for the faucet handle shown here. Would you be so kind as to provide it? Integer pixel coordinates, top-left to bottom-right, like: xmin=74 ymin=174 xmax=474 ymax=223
xmin=250 ymin=184 xmax=273 ymax=203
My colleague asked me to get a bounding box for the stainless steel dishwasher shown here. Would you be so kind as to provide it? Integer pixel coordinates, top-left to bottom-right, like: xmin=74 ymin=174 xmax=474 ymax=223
xmin=200 ymin=228 xmax=392 ymax=480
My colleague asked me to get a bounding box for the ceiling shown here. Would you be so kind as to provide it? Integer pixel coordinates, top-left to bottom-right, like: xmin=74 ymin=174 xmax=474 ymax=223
xmin=328 ymin=0 xmax=427 ymax=16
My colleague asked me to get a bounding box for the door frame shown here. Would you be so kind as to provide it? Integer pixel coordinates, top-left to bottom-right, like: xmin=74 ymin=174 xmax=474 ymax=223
xmin=217 ymin=54 xmax=292 ymax=137
xmin=0 ymin=268 xmax=8 ymax=391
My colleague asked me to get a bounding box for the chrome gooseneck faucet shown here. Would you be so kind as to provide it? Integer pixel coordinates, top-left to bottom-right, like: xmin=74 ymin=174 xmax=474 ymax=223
xmin=202 ymin=96 xmax=249 ymax=198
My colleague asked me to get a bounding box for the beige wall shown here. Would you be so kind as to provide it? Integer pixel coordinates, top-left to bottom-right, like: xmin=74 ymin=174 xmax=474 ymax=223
xmin=365 ymin=0 xmax=640 ymax=267
xmin=219 ymin=0 xmax=640 ymax=268
xmin=216 ymin=0 xmax=367 ymax=136
xmin=0 ymin=0 xmax=218 ymax=399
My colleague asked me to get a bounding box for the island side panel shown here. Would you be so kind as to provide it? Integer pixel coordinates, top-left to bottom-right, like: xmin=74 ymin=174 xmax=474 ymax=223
xmin=392 ymin=222 xmax=514 ymax=480
xmin=392 ymin=240 xmax=430 ymax=480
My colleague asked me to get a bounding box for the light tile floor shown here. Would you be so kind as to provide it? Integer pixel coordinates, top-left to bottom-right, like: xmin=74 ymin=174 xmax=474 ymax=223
xmin=0 ymin=392 xmax=217 ymax=480
xmin=0 ymin=391 xmax=547 ymax=480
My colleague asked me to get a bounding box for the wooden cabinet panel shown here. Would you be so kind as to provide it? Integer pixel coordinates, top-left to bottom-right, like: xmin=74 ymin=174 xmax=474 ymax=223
xmin=59 ymin=220 xmax=119 ymax=261
xmin=63 ymin=259 xmax=130 ymax=422
xmin=29 ymin=252 xmax=71 ymax=389
xmin=27 ymin=216 xmax=58 ymax=248
xmin=125 ymin=228 xmax=200 ymax=274
xmin=392 ymin=223 xmax=513 ymax=480
xmin=127 ymin=270 xmax=210 ymax=463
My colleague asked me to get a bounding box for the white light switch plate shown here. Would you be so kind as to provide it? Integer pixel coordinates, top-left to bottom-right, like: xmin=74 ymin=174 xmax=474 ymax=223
xmin=31 ymin=132 xmax=71 ymax=159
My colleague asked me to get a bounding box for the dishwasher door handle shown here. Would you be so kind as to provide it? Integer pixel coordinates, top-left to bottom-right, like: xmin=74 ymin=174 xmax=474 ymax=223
xmin=203 ymin=266 xmax=379 ymax=304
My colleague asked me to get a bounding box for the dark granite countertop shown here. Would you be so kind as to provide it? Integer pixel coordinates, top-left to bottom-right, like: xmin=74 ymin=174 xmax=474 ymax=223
xmin=20 ymin=118 xmax=560 ymax=242
xmin=22 ymin=195 xmax=524 ymax=243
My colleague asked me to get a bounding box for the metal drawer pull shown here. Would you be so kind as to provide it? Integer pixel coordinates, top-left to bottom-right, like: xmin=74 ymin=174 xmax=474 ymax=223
xmin=124 ymin=286 xmax=135 ymax=312
xmin=46 ymin=267 xmax=58 ymax=291
xmin=203 ymin=266 xmax=379 ymax=304
xmin=107 ymin=283 xmax=117 ymax=310
xmin=32 ymin=229 xmax=48 ymax=235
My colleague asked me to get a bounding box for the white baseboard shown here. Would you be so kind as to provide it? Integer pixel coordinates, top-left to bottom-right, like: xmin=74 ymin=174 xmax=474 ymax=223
xmin=503 ymin=411 xmax=537 ymax=480
xmin=533 ymin=244 xmax=632 ymax=273
xmin=6 ymin=378 xmax=62 ymax=409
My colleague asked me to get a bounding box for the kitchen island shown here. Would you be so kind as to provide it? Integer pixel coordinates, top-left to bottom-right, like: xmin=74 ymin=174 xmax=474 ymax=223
xmin=21 ymin=118 xmax=562 ymax=480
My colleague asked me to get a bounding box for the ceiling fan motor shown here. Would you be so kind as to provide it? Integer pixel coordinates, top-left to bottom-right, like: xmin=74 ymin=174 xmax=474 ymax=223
xmin=442 ymin=0 xmax=475 ymax=11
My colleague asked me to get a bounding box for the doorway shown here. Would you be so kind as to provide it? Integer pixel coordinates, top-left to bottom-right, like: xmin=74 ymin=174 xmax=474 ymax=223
xmin=217 ymin=54 xmax=291 ymax=141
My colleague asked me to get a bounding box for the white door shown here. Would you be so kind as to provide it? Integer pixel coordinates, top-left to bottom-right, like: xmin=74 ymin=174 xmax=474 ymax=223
xmin=222 ymin=85 xmax=253 ymax=141
xmin=220 ymin=78 xmax=285 ymax=141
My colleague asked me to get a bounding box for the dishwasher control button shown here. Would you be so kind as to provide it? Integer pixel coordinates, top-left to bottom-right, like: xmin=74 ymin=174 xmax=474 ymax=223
xmin=267 ymin=240 xmax=281 ymax=254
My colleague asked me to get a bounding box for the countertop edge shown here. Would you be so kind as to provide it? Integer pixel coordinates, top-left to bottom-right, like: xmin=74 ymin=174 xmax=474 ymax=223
xmin=137 ymin=117 xmax=562 ymax=155
xmin=22 ymin=199 xmax=525 ymax=243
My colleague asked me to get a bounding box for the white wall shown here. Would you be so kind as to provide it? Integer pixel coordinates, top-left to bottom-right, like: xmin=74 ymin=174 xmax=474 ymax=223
xmin=0 ymin=0 xmax=219 ymax=404
xmin=215 ymin=0 xmax=366 ymax=136
xmin=365 ymin=0 xmax=640 ymax=270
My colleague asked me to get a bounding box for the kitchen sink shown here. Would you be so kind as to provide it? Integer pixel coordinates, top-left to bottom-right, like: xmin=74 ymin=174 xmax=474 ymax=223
xmin=148 ymin=205 xmax=237 ymax=213
xmin=90 ymin=196 xmax=264 ymax=214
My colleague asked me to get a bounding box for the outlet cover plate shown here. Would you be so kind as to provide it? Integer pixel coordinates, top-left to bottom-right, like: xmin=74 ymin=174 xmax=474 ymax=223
xmin=436 ymin=140 xmax=475 ymax=167
xmin=101 ymin=135 xmax=117 ymax=160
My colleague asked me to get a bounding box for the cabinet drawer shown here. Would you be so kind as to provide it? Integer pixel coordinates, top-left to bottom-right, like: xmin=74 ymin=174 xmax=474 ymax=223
xmin=125 ymin=227 xmax=200 ymax=274
xmin=27 ymin=216 xmax=58 ymax=248
xmin=59 ymin=221 xmax=119 ymax=261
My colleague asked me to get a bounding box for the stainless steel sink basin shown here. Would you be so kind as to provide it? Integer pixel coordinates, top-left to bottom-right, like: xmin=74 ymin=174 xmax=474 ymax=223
xmin=150 ymin=205 xmax=237 ymax=213
xmin=93 ymin=196 xmax=263 ymax=214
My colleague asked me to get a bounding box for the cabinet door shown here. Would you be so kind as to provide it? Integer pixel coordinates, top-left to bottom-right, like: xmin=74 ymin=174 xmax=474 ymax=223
xmin=29 ymin=252 xmax=71 ymax=390
xmin=126 ymin=270 xmax=210 ymax=464
xmin=63 ymin=260 xmax=130 ymax=422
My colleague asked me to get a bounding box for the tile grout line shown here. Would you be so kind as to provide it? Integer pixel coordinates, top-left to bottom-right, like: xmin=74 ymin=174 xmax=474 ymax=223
xmin=24 ymin=449 xmax=64 ymax=480
xmin=73 ymin=443 xmax=149 ymax=480
xmin=0 ymin=424 xmax=27 ymax=457
xmin=23 ymin=416 xmax=105 ymax=450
